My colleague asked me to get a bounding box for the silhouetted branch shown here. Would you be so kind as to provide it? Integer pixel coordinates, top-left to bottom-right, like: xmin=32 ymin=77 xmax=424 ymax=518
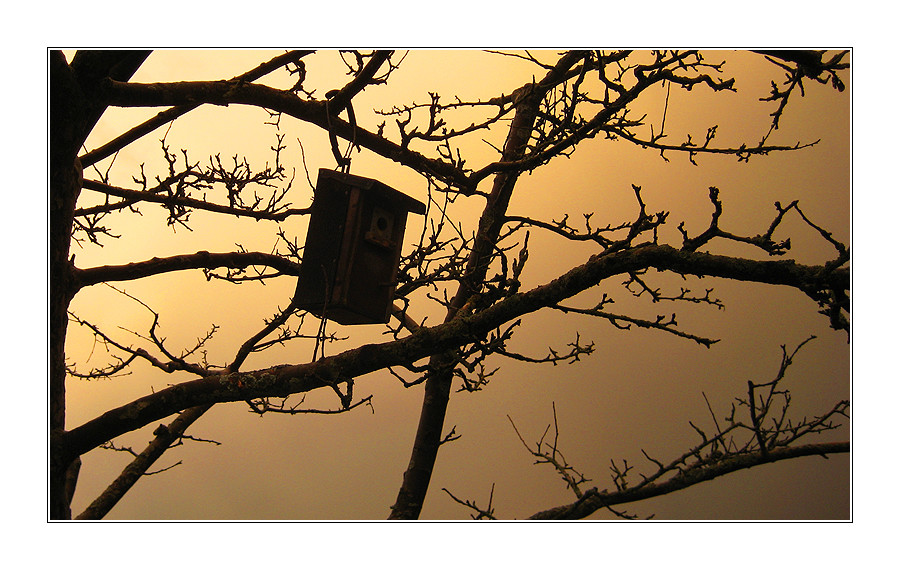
xmin=81 ymin=178 xmax=310 ymax=222
xmin=67 ymin=284 xmax=218 ymax=377
xmin=552 ymin=304 xmax=719 ymax=347
xmin=679 ymin=187 xmax=793 ymax=255
xmin=74 ymin=250 xmax=300 ymax=288
xmin=442 ymin=484 xmax=497 ymax=520
xmin=246 ymin=393 xmax=374 ymax=416
xmin=753 ymin=50 xmax=849 ymax=145
xmin=79 ymin=50 xmax=314 ymax=168
xmin=509 ymin=403 xmax=591 ymax=498
xmin=527 ymin=441 xmax=848 ymax=519
xmin=98 ymin=76 xmax=472 ymax=189
xmin=75 ymin=404 xmax=213 ymax=520
xmin=59 ymin=241 xmax=850 ymax=463
xmin=52 ymin=50 xmax=850 ymax=520
xmin=519 ymin=337 xmax=849 ymax=519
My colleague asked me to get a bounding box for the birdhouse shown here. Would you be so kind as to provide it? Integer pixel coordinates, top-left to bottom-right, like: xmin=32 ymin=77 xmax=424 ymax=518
xmin=294 ymin=169 xmax=426 ymax=325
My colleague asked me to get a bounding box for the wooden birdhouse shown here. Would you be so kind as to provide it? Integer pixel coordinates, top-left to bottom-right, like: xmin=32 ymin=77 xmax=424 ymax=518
xmin=294 ymin=169 xmax=426 ymax=325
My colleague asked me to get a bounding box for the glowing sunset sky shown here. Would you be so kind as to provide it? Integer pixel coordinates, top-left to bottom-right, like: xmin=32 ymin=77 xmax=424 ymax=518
xmin=60 ymin=49 xmax=849 ymax=521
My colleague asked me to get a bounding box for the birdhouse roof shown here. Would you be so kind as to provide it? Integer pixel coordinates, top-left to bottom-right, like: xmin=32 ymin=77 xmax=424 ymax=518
xmin=317 ymin=169 xmax=426 ymax=215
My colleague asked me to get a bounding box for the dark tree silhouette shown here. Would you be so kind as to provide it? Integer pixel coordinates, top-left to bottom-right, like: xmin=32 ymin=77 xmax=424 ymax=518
xmin=49 ymin=49 xmax=849 ymax=520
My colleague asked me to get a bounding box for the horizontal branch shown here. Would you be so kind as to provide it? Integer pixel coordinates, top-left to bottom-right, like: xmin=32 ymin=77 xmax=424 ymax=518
xmin=75 ymin=250 xmax=300 ymax=288
xmin=81 ymin=179 xmax=310 ymax=221
xmin=527 ymin=441 xmax=849 ymax=519
xmin=608 ymin=127 xmax=817 ymax=158
xmin=59 ymin=244 xmax=848 ymax=461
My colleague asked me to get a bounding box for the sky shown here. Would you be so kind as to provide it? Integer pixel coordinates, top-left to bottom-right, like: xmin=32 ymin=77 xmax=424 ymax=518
xmin=59 ymin=49 xmax=850 ymax=522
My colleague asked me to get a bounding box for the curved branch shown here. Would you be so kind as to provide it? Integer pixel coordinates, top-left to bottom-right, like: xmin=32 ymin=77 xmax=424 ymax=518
xmin=74 ymin=250 xmax=299 ymax=288
xmin=98 ymin=78 xmax=471 ymax=189
xmin=527 ymin=441 xmax=849 ymax=519
xmin=325 ymin=50 xmax=394 ymax=113
xmin=609 ymin=126 xmax=818 ymax=161
xmin=228 ymin=300 xmax=300 ymax=372
xmin=58 ymin=243 xmax=848 ymax=465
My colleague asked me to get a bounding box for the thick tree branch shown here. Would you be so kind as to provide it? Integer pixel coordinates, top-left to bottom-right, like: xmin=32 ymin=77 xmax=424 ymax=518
xmin=69 ymin=50 xmax=153 ymax=139
xmin=388 ymin=53 xmax=592 ymax=520
xmin=74 ymin=250 xmax=300 ymax=288
xmin=325 ymin=50 xmax=394 ymax=114
xmin=98 ymin=78 xmax=471 ymax=189
xmin=57 ymin=243 xmax=848 ymax=470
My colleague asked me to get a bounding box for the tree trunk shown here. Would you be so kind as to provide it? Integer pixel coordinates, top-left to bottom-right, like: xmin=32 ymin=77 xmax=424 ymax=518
xmin=48 ymin=50 xmax=150 ymax=519
xmin=388 ymin=84 xmax=543 ymax=519
xmin=49 ymin=50 xmax=86 ymax=520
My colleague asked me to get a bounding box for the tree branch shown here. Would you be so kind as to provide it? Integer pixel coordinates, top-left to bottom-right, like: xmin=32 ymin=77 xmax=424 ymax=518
xmin=55 ymin=50 xmax=849 ymax=520
xmin=527 ymin=441 xmax=848 ymax=519
xmin=325 ymin=50 xmax=394 ymax=114
xmin=80 ymin=178 xmax=310 ymax=222
xmin=517 ymin=335 xmax=848 ymax=519
xmin=98 ymin=77 xmax=471 ymax=189
xmin=57 ymin=241 xmax=848 ymax=475
xmin=75 ymin=404 xmax=212 ymax=520
xmin=79 ymin=50 xmax=314 ymax=167
xmin=388 ymin=53 xmax=590 ymax=519
xmin=74 ymin=250 xmax=300 ymax=288
xmin=50 ymin=49 xmax=150 ymax=519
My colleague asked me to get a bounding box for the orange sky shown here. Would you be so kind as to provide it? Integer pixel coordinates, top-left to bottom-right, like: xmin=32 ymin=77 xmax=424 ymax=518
xmin=61 ymin=50 xmax=849 ymax=520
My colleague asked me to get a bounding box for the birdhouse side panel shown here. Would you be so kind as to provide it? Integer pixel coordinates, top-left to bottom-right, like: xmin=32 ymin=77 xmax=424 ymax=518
xmin=328 ymin=187 xmax=365 ymax=311
xmin=294 ymin=180 xmax=353 ymax=315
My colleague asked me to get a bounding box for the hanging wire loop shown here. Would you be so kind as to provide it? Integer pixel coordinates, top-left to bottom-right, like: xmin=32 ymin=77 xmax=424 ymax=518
xmin=325 ymin=90 xmax=357 ymax=174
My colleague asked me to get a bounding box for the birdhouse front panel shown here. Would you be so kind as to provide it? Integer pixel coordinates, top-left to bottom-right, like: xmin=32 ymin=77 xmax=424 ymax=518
xmin=294 ymin=169 xmax=425 ymax=325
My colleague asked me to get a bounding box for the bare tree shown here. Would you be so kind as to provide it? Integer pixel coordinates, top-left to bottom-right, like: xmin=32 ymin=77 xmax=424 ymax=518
xmin=50 ymin=49 xmax=849 ymax=520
